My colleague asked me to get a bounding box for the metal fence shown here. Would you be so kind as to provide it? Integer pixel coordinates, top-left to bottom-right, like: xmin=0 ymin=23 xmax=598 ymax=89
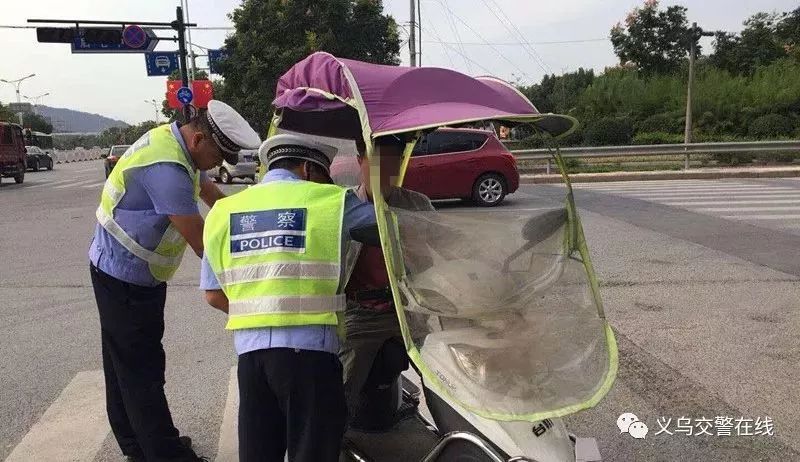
xmin=510 ymin=140 xmax=800 ymax=174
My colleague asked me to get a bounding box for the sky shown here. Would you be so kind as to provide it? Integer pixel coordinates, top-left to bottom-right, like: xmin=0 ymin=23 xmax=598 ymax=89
xmin=1 ymin=0 xmax=796 ymax=126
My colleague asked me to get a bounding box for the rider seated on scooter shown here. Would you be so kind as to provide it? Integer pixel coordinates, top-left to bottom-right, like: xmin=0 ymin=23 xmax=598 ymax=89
xmin=340 ymin=134 xmax=434 ymax=430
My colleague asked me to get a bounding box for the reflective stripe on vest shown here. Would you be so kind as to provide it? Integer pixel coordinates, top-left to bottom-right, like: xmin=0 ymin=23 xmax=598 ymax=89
xmin=96 ymin=125 xmax=199 ymax=281
xmin=203 ymin=180 xmax=347 ymax=331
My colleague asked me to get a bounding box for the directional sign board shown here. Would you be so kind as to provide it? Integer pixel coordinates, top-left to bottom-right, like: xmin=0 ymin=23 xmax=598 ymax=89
xmin=176 ymin=87 xmax=193 ymax=105
xmin=208 ymin=48 xmax=229 ymax=75
xmin=71 ymin=27 xmax=157 ymax=53
xmin=145 ymin=52 xmax=179 ymax=76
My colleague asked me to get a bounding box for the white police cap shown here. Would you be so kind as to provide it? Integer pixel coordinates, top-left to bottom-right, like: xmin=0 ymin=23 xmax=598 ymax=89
xmin=259 ymin=133 xmax=338 ymax=174
xmin=206 ymin=100 xmax=261 ymax=164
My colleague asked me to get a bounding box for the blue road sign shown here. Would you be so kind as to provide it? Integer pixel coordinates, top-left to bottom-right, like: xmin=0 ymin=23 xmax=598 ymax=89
xmin=145 ymin=52 xmax=179 ymax=76
xmin=71 ymin=27 xmax=157 ymax=54
xmin=122 ymin=25 xmax=147 ymax=49
xmin=208 ymin=48 xmax=229 ymax=75
xmin=177 ymin=87 xmax=193 ymax=105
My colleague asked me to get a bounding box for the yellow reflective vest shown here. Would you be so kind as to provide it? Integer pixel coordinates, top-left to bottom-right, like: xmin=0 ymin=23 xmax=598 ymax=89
xmin=96 ymin=124 xmax=200 ymax=282
xmin=203 ymin=180 xmax=347 ymax=331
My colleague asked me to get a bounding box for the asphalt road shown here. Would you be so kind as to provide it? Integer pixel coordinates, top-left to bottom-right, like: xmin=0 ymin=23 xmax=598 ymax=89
xmin=1 ymin=161 xmax=799 ymax=461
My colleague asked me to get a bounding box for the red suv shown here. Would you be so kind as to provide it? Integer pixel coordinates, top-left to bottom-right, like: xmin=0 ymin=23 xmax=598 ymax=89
xmin=0 ymin=122 xmax=26 ymax=185
xmin=404 ymin=128 xmax=519 ymax=206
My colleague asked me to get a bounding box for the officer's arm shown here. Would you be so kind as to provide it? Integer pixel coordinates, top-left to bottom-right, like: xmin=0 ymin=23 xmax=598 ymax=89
xmin=199 ymin=175 xmax=226 ymax=208
xmin=168 ymin=214 xmax=205 ymax=257
xmin=205 ymin=289 xmax=229 ymax=313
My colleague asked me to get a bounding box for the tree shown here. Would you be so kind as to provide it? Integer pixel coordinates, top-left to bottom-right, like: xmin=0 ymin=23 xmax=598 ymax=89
xmin=220 ymin=0 xmax=401 ymax=132
xmin=610 ymin=0 xmax=695 ymax=75
xmin=710 ymin=9 xmax=800 ymax=75
xmin=0 ymin=102 xmax=13 ymax=122
xmin=519 ymin=68 xmax=595 ymax=114
xmin=21 ymin=112 xmax=53 ymax=133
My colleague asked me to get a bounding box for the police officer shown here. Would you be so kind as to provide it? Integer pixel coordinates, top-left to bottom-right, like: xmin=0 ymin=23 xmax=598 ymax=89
xmin=89 ymin=100 xmax=260 ymax=462
xmin=200 ymin=134 xmax=376 ymax=462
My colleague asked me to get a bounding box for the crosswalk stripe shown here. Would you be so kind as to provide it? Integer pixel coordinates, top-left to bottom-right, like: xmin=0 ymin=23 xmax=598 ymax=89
xmin=721 ymin=214 xmax=800 ymax=220
xmin=664 ymin=199 xmax=800 ymax=206
xmin=4 ymin=370 xmax=109 ymax=462
xmin=574 ymin=183 xmax=757 ymax=191
xmin=697 ymin=206 xmax=800 ymax=212
xmin=25 ymin=178 xmax=84 ymax=190
xmin=54 ymin=179 xmax=98 ymax=189
xmin=655 ymin=194 xmax=800 ymax=201
xmin=615 ymin=187 xmax=795 ymax=193
xmin=215 ymin=367 xmax=239 ymax=462
xmin=81 ymin=181 xmax=107 ymax=189
xmin=624 ymin=190 xmax=800 ymax=198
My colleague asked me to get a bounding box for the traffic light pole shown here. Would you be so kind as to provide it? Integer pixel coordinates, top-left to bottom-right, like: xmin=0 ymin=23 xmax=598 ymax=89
xmin=29 ymin=7 xmax=196 ymax=121
xmin=174 ymin=6 xmax=191 ymax=121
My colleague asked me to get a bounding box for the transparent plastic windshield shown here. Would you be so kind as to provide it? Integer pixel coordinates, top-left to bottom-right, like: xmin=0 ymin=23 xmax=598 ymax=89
xmin=373 ymin=149 xmax=617 ymax=422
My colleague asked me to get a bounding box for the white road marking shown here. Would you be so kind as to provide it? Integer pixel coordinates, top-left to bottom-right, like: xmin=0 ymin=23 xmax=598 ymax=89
xmin=4 ymin=370 xmax=109 ymax=462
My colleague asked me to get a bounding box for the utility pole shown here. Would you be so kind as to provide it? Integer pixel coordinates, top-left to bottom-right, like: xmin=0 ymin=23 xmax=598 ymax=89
xmin=684 ymin=22 xmax=715 ymax=145
xmin=417 ymin=0 xmax=422 ymax=66
xmin=409 ymin=0 xmax=417 ymax=67
xmin=1 ymin=74 xmax=36 ymax=124
xmin=683 ymin=22 xmax=714 ymax=168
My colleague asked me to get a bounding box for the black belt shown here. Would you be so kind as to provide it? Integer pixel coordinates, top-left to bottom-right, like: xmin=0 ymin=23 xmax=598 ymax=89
xmin=353 ymin=286 xmax=393 ymax=303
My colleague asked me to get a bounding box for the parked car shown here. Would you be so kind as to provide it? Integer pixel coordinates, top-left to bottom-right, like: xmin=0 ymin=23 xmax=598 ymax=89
xmin=25 ymin=145 xmax=54 ymax=171
xmin=102 ymin=145 xmax=130 ymax=178
xmin=0 ymin=122 xmax=27 ymax=185
xmin=405 ymin=128 xmax=519 ymax=206
xmin=208 ymin=149 xmax=258 ymax=184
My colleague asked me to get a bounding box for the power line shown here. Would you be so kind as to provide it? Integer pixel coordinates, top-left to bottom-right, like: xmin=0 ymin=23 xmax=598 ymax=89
xmin=422 ymin=0 xmax=534 ymax=81
xmin=424 ymin=20 xmax=456 ymax=68
xmin=423 ymin=38 xmax=608 ymax=46
xmin=483 ymin=0 xmax=551 ymax=73
xmin=440 ymin=0 xmax=471 ymax=72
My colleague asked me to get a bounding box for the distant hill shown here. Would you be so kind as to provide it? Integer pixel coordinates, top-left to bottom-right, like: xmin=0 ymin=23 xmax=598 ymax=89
xmin=36 ymin=105 xmax=128 ymax=134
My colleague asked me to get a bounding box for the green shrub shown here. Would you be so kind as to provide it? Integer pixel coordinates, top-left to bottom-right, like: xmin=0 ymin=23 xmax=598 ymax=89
xmin=632 ymin=132 xmax=684 ymax=145
xmin=748 ymin=113 xmax=795 ymax=138
xmin=583 ymin=117 xmax=634 ymax=146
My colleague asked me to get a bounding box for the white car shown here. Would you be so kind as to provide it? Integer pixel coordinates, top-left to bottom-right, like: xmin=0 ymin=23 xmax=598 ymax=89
xmin=208 ymin=149 xmax=258 ymax=184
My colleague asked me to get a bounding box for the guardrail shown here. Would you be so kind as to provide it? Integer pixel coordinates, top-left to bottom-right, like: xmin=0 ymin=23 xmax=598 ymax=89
xmin=511 ymin=140 xmax=800 ymax=174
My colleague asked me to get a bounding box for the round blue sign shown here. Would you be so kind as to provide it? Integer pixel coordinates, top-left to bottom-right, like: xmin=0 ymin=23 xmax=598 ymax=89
xmin=122 ymin=25 xmax=147 ymax=49
xmin=176 ymin=87 xmax=193 ymax=105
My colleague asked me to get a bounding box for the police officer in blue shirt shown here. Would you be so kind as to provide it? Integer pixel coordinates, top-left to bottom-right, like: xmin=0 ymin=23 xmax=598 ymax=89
xmin=89 ymin=101 xmax=260 ymax=462
xmin=200 ymin=134 xmax=377 ymax=461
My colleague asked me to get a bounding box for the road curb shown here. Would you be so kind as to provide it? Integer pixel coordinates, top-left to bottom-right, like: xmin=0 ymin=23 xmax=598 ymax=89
xmin=520 ymin=168 xmax=800 ymax=184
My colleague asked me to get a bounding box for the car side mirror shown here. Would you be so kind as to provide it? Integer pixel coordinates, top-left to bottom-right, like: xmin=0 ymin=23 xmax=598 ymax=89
xmin=100 ymin=153 xmax=108 ymax=159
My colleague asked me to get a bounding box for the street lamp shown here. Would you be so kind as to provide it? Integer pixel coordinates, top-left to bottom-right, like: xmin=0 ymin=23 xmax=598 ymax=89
xmin=144 ymin=99 xmax=161 ymax=123
xmin=0 ymin=73 xmax=37 ymax=104
xmin=23 ymin=92 xmax=50 ymax=114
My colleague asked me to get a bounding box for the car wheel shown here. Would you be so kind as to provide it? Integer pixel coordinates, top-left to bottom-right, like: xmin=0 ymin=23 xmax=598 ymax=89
xmin=220 ymin=168 xmax=232 ymax=184
xmin=14 ymin=163 xmax=25 ymax=184
xmin=472 ymin=173 xmax=506 ymax=207
xmin=30 ymin=159 xmax=39 ymax=172
xmin=47 ymin=158 xmax=53 ymax=170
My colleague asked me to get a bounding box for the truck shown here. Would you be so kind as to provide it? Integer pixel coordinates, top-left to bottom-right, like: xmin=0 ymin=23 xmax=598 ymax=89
xmin=0 ymin=122 xmax=27 ymax=185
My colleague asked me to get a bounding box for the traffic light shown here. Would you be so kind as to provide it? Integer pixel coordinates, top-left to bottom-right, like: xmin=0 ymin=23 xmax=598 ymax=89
xmin=82 ymin=28 xmax=122 ymax=45
xmin=36 ymin=27 xmax=76 ymax=43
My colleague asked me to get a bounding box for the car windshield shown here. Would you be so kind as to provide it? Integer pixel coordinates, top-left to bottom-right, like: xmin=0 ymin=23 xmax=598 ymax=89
xmin=110 ymin=146 xmax=129 ymax=156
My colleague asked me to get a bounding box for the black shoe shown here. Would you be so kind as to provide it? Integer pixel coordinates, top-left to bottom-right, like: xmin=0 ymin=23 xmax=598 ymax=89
xmin=124 ymin=437 xmax=197 ymax=462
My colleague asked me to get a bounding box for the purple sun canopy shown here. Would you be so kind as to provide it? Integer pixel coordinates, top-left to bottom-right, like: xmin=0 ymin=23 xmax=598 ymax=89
xmin=272 ymin=52 xmax=576 ymax=141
